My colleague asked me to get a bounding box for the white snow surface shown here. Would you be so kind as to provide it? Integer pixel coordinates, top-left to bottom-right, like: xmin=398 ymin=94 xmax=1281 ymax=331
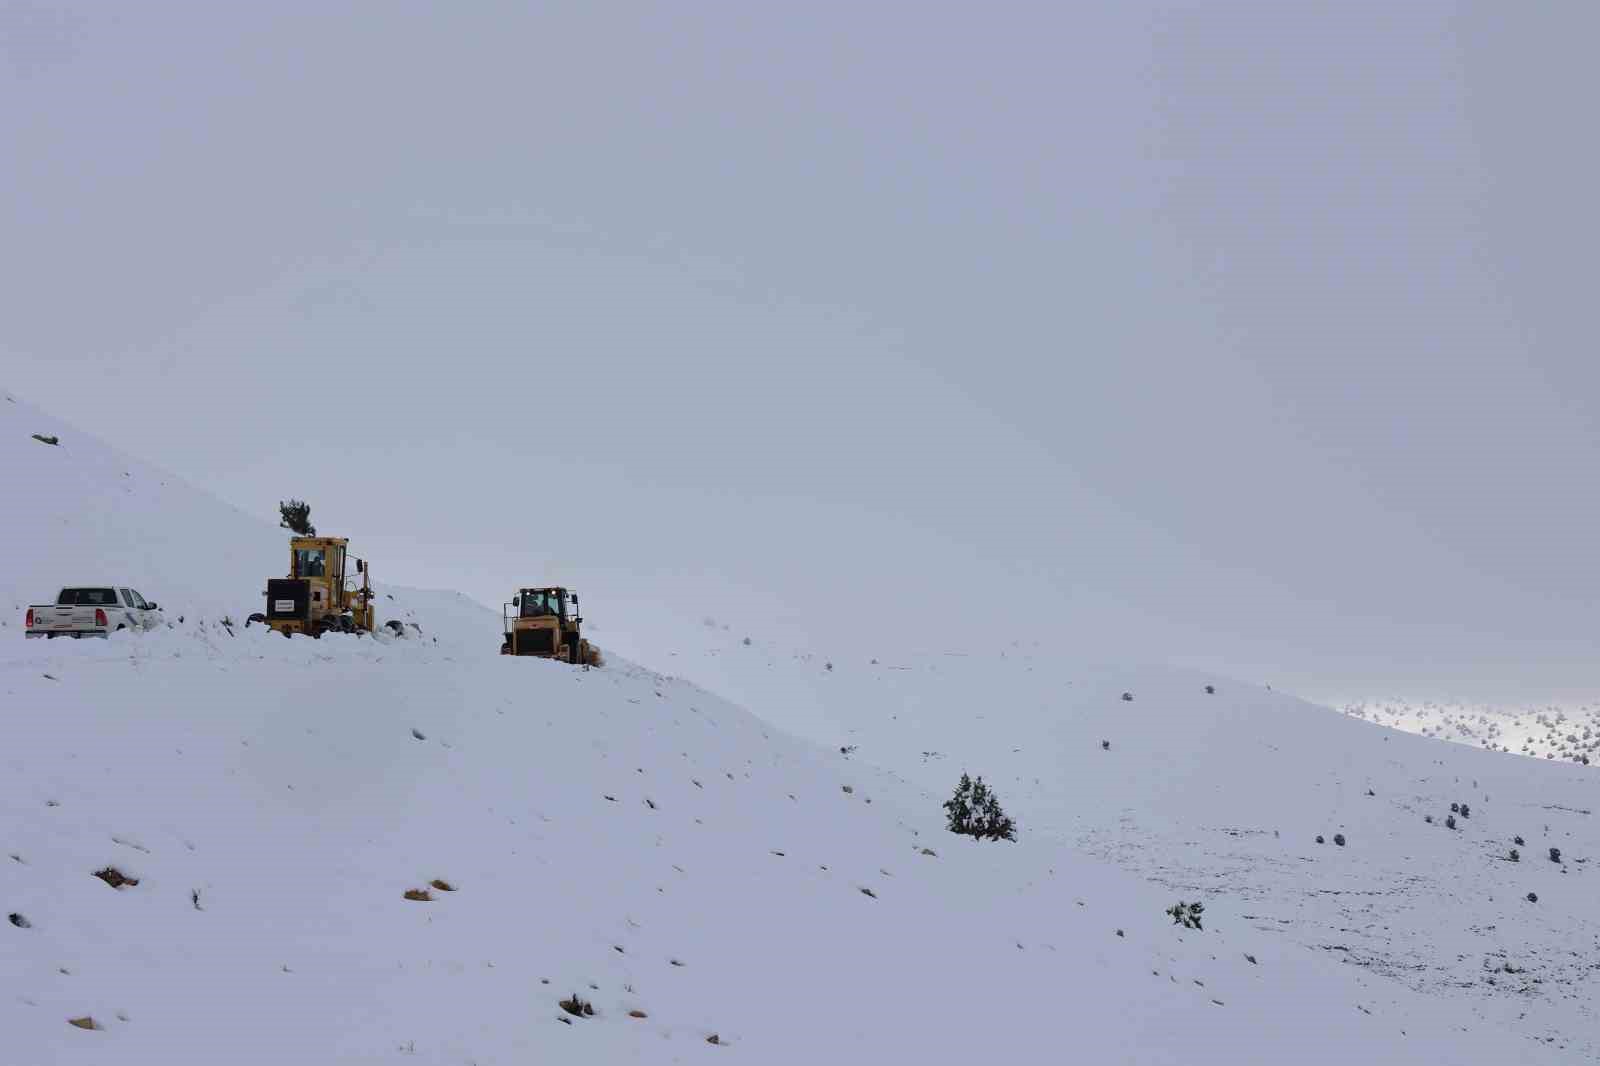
xmin=3 ymin=388 xmax=1595 ymax=1063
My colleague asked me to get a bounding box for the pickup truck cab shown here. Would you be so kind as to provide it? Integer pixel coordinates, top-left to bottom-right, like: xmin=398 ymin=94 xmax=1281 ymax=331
xmin=24 ymin=586 xmax=162 ymax=638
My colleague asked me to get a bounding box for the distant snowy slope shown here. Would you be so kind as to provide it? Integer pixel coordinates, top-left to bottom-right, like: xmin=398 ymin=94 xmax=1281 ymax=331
xmin=1 ymin=387 xmax=496 ymax=647
xmin=1342 ymin=697 xmax=1600 ymax=765
xmin=1 ymin=388 xmax=281 ymax=620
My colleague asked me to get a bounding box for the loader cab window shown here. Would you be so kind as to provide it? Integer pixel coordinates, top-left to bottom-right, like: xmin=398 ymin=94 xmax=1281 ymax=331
xmin=519 ymin=590 xmax=564 ymax=618
xmin=295 ymin=548 xmax=327 ymax=578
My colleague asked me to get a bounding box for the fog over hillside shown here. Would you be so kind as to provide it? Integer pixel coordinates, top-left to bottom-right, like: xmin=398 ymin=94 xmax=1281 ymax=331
xmin=5 ymin=2 xmax=1598 ymax=698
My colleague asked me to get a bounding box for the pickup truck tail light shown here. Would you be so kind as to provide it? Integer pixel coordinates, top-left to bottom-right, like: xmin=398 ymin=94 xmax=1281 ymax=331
xmin=95 ymin=608 xmax=108 ymax=628
xmin=25 ymin=608 xmax=33 ymax=627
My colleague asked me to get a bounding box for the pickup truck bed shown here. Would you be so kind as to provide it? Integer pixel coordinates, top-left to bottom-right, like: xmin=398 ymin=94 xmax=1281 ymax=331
xmin=25 ymin=586 xmax=161 ymax=638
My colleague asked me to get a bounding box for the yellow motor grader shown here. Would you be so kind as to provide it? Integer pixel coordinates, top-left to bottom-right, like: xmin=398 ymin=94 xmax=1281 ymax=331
xmin=502 ymin=587 xmax=597 ymax=664
xmin=248 ymin=536 xmax=397 ymax=637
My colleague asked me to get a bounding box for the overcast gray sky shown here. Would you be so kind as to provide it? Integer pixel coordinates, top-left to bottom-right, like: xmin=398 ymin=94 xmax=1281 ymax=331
xmin=4 ymin=1 xmax=1597 ymax=700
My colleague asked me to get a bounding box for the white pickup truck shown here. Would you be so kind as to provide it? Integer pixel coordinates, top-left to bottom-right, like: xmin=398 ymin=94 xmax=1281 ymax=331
xmin=24 ymin=586 xmax=163 ymax=638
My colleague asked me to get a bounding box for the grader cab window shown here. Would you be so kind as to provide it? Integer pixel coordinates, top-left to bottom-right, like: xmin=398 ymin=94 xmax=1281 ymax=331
xmin=295 ymin=548 xmax=327 ymax=578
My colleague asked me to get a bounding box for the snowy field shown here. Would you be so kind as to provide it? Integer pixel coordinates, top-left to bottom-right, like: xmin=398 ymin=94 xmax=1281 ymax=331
xmin=4 ymin=389 xmax=1597 ymax=1063
xmin=599 ymin=623 xmax=1600 ymax=1057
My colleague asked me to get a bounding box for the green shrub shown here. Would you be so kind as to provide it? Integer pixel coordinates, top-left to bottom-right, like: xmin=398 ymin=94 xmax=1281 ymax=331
xmin=943 ymin=773 xmax=1017 ymax=842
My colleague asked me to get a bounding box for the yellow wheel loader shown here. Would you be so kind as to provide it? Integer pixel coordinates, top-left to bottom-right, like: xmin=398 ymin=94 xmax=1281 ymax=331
xmin=247 ymin=536 xmax=390 ymax=638
xmin=502 ymin=587 xmax=597 ymax=664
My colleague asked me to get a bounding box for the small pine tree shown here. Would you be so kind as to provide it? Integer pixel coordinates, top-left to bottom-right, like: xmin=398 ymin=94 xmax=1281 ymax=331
xmin=943 ymin=773 xmax=1017 ymax=842
xmin=1549 ymin=847 xmax=1561 ymax=864
xmin=279 ymin=499 xmax=315 ymax=536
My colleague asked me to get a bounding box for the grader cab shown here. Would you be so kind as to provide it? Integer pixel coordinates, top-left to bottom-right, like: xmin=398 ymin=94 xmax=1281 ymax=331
xmin=502 ymin=587 xmax=596 ymax=664
xmin=249 ymin=536 xmax=390 ymax=637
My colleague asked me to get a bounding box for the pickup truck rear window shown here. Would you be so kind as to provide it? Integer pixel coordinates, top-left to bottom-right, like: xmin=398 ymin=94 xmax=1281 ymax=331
xmin=57 ymin=588 xmax=120 ymax=606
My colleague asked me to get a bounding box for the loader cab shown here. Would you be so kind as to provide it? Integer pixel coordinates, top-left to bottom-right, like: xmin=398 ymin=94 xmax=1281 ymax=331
xmin=515 ymin=588 xmax=569 ymax=620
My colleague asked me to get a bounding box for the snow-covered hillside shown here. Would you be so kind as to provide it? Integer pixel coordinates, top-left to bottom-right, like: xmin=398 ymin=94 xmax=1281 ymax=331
xmin=0 ymin=389 xmax=475 ymax=638
xmin=608 ymin=622 xmax=1600 ymax=1055
xmin=13 ymin=626 xmax=1568 ymax=1065
xmin=2 ymin=389 xmax=1593 ymax=1062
